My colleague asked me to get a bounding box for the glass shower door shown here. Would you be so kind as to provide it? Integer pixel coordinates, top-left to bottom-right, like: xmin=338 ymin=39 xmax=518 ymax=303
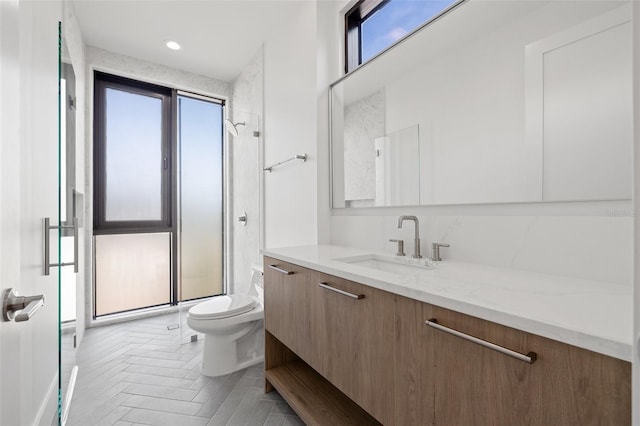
xmin=59 ymin=24 xmax=79 ymax=426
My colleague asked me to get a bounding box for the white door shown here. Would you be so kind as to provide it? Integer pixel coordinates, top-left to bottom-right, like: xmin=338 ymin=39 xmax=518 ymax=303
xmin=1 ymin=0 xmax=62 ymax=425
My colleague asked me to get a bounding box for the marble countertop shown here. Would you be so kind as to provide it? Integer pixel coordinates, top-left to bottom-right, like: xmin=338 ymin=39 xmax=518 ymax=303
xmin=262 ymin=244 xmax=633 ymax=362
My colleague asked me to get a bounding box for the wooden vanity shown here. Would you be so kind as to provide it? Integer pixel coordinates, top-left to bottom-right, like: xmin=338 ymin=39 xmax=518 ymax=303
xmin=263 ymin=256 xmax=631 ymax=425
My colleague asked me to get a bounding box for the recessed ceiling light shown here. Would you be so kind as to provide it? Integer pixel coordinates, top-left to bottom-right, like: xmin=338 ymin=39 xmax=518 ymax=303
xmin=165 ymin=40 xmax=181 ymax=51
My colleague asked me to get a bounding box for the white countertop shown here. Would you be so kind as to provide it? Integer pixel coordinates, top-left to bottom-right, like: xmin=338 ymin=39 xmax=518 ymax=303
xmin=262 ymin=244 xmax=633 ymax=362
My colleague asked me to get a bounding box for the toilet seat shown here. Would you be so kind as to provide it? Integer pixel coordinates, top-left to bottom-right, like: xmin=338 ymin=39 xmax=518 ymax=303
xmin=188 ymin=294 xmax=257 ymax=320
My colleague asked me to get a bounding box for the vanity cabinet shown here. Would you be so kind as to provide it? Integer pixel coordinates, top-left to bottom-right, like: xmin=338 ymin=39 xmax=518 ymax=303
xmin=263 ymin=258 xmax=631 ymax=425
xmin=264 ymin=257 xmax=383 ymax=425
xmin=427 ymin=305 xmax=631 ymax=425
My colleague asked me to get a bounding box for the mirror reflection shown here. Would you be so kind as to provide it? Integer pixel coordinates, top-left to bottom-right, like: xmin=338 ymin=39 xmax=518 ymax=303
xmin=331 ymin=0 xmax=632 ymax=208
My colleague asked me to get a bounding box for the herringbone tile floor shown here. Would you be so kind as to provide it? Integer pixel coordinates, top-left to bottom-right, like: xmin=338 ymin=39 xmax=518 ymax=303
xmin=66 ymin=313 xmax=303 ymax=426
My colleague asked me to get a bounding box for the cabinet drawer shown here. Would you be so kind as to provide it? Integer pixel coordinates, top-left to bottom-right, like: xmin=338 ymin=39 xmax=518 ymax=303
xmin=311 ymin=271 xmax=395 ymax=425
xmin=427 ymin=305 xmax=631 ymax=425
xmin=263 ymin=257 xmax=312 ymax=360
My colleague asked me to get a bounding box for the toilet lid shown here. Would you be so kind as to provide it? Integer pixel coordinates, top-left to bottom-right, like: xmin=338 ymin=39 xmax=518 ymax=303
xmin=188 ymin=294 xmax=257 ymax=320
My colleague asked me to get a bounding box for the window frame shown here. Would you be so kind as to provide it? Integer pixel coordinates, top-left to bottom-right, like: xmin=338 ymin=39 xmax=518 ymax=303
xmin=93 ymin=71 xmax=173 ymax=233
xmin=345 ymin=0 xmax=389 ymax=74
xmin=173 ymin=91 xmax=226 ymax=304
xmin=344 ymin=0 xmax=466 ymax=74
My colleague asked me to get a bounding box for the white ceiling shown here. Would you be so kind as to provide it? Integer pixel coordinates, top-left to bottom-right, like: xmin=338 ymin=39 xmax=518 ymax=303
xmin=72 ymin=0 xmax=304 ymax=82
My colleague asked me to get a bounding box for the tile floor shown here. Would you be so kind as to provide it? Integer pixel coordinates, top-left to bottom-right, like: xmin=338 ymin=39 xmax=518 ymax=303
xmin=66 ymin=313 xmax=302 ymax=426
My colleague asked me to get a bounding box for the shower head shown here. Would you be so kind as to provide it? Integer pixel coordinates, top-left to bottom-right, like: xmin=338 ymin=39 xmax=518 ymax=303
xmin=225 ymin=119 xmax=246 ymax=137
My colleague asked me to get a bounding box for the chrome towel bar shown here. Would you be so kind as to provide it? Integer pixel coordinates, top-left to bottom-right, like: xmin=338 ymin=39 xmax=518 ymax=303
xmin=426 ymin=318 xmax=537 ymax=364
xmin=264 ymin=154 xmax=307 ymax=172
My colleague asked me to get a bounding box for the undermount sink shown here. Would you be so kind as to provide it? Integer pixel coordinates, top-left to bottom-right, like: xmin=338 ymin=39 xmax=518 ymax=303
xmin=334 ymin=253 xmax=433 ymax=275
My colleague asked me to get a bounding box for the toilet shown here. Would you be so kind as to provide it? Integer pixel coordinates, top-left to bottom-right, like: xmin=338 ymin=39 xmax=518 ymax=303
xmin=187 ymin=265 xmax=265 ymax=377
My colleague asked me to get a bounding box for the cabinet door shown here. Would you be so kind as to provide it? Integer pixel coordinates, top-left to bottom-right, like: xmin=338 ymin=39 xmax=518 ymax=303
xmin=528 ymin=334 xmax=630 ymax=425
xmin=429 ymin=305 xmax=631 ymax=425
xmin=429 ymin=305 xmax=535 ymax=425
xmin=311 ymin=271 xmax=395 ymax=425
xmin=263 ymin=257 xmax=311 ymax=360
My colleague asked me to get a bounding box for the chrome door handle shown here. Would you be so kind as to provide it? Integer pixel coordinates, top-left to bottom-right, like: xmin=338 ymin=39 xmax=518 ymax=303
xmin=2 ymin=288 xmax=45 ymax=322
xmin=426 ymin=318 xmax=537 ymax=364
xmin=318 ymin=283 xmax=365 ymax=300
xmin=268 ymin=264 xmax=294 ymax=275
xmin=44 ymin=217 xmax=78 ymax=275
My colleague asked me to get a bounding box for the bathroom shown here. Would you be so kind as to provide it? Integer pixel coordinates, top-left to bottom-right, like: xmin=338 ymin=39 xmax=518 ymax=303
xmin=0 ymin=0 xmax=638 ymax=425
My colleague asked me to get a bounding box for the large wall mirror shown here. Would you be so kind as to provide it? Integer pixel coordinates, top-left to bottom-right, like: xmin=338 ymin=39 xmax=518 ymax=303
xmin=330 ymin=0 xmax=632 ymax=208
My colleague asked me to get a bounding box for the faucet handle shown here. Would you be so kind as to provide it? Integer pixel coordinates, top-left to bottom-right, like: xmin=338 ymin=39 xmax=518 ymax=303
xmin=431 ymin=243 xmax=450 ymax=262
xmin=389 ymin=239 xmax=406 ymax=257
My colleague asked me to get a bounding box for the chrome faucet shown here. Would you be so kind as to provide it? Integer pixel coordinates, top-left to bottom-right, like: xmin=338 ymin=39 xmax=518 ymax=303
xmin=431 ymin=243 xmax=450 ymax=261
xmin=397 ymin=215 xmax=421 ymax=258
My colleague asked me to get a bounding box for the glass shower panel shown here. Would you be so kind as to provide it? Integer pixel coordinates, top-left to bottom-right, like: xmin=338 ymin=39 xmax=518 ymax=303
xmin=104 ymin=89 xmax=163 ymax=221
xmin=60 ymin=29 xmax=78 ymax=426
xmin=178 ymin=95 xmax=224 ymax=302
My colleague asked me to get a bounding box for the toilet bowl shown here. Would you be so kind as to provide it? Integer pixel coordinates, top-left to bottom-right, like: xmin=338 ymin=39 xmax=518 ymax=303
xmin=187 ymin=265 xmax=264 ymax=377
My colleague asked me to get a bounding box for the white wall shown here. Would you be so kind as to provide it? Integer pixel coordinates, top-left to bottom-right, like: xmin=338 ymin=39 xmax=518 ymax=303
xmin=231 ymin=47 xmax=264 ymax=294
xmin=87 ymin=47 xmax=232 ymax=97
xmin=263 ymin=2 xmax=318 ymax=248
xmin=315 ymin=0 xmax=342 ymax=244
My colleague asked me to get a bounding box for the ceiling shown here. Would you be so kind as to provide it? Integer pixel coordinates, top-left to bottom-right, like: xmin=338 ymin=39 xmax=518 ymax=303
xmin=72 ymin=0 xmax=305 ymax=82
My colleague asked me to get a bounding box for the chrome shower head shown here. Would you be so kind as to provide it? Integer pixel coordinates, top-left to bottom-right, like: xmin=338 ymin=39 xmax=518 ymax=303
xmin=225 ymin=119 xmax=246 ymax=137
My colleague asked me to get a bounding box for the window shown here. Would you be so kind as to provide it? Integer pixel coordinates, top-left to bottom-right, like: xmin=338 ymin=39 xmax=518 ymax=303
xmin=345 ymin=0 xmax=463 ymax=73
xmin=177 ymin=93 xmax=224 ymax=301
xmin=93 ymin=72 xmax=172 ymax=231
xmin=93 ymin=72 xmax=226 ymax=316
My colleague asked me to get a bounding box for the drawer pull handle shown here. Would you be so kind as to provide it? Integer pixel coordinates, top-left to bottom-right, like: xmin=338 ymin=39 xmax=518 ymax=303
xmin=426 ymin=318 xmax=537 ymax=364
xmin=318 ymin=283 xmax=365 ymax=300
xmin=268 ymin=264 xmax=294 ymax=275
